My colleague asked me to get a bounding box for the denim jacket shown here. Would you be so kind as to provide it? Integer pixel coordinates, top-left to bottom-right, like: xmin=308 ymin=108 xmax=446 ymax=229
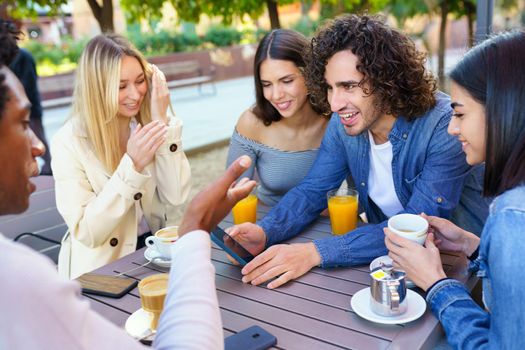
xmin=259 ymin=92 xmax=489 ymax=267
xmin=427 ymin=185 xmax=525 ymax=349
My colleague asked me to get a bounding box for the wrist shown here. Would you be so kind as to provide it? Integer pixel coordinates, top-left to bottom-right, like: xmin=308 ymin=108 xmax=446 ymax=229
xmin=306 ymin=242 xmax=322 ymax=267
xmin=131 ymin=159 xmax=144 ymax=173
xmin=422 ymin=270 xmax=447 ymax=292
xmin=462 ymin=231 xmax=480 ymax=257
xmin=153 ymin=115 xmax=168 ymax=125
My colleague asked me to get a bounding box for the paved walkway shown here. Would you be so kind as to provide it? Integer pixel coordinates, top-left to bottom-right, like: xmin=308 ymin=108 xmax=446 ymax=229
xmin=42 ymin=76 xmax=254 ymax=154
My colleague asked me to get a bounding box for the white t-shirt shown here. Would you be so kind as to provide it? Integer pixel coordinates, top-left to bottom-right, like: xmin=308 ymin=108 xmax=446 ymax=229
xmin=0 ymin=231 xmax=223 ymax=350
xmin=367 ymin=131 xmax=404 ymax=217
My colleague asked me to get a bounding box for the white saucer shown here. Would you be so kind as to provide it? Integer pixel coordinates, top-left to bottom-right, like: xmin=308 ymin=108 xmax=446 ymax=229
xmin=351 ymin=288 xmax=427 ymax=324
xmin=144 ymin=247 xmax=171 ymax=268
xmin=370 ymin=255 xmax=416 ymax=288
xmin=125 ymin=308 xmax=155 ymax=340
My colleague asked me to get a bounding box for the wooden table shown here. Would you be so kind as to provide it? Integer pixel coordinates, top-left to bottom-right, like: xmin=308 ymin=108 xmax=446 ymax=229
xmin=83 ymin=204 xmax=477 ymax=350
xmin=0 ymin=176 xmax=65 ymax=262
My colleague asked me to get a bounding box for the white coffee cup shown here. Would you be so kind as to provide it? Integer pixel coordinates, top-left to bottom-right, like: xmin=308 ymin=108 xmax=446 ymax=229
xmin=387 ymin=214 xmax=429 ymax=245
xmin=145 ymin=226 xmax=179 ymax=259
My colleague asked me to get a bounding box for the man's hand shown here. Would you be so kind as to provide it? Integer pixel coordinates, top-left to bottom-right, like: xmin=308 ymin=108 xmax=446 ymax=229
xmin=241 ymin=242 xmax=321 ymax=289
xmin=225 ymin=223 xmax=267 ymax=259
xmin=178 ymin=155 xmax=256 ymax=236
xmin=384 ymin=228 xmax=447 ymax=291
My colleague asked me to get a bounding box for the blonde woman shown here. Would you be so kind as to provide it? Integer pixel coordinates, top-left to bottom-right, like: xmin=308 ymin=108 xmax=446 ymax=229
xmin=52 ymin=34 xmax=191 ymax=278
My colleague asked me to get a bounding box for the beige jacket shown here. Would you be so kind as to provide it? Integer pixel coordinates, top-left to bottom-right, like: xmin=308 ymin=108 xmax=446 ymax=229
xmin=51 ymin=117 xmax=191 ymax=279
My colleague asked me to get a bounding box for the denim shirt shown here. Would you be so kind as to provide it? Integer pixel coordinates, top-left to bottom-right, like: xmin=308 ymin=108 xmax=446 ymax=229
xmin=259 ymin=92 xmax=489 ymax=267
xmin=427 ymin=185 xmax=525 ymax=349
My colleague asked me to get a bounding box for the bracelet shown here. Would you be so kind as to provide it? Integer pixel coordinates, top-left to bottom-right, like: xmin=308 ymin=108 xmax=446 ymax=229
xmin=467 ymin=246 xmax=480 ymax=261
xmin=426 ymin=277 xmax=452 ymax=293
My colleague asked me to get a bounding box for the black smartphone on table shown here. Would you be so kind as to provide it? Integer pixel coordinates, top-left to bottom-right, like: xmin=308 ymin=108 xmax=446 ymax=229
xmin=76 ymin=273 xmax=138 ymax=298
xmin=211 ymin=226 xmax=255 ymax=266
xmin=225 ymin=326 xmax=277 ymax=350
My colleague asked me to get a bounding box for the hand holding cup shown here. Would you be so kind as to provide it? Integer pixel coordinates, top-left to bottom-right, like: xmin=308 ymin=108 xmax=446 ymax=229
xmin=387 ymin=213 xmax=429 ymax=245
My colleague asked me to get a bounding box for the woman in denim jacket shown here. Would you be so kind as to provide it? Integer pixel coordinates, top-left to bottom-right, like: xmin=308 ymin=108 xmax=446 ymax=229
xmin=384 ymin=31 xmax=525 ymax=349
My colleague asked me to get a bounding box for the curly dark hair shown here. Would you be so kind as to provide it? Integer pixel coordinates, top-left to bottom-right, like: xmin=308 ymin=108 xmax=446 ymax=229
xmin=0 ymin=19 xmax=21 ymax=120
xmin=304 ymin=14 xmax=436 ymax=120
xmin=253 ymin=29 xmax=324 ymax=126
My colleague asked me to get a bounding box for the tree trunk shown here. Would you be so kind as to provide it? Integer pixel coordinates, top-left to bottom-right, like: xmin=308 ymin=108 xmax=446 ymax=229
xmin=266 ymin=0 xmax=281 ymax=29
xmin=464 ymin=1 xmax=475 ymax=47
xmin=86 ymin=0 xmax=115 ymax=33
xmin=438 ymin=0 xmax=449 ymax=90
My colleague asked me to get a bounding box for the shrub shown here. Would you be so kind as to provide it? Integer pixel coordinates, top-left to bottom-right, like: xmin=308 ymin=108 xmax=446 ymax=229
xmin=291 ymin=17 xmax=320 ymax=37
xmin=203 ymin=26 xmax=242 ymax=47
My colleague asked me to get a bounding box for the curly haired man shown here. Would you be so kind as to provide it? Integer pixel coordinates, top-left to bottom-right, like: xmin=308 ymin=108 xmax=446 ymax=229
xmin=228 ymin=14 xmax=490 ymax=289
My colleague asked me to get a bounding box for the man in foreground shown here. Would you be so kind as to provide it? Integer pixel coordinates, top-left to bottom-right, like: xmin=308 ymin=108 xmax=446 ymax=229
xmin=0 ymin=21 xmax=255 ymax=349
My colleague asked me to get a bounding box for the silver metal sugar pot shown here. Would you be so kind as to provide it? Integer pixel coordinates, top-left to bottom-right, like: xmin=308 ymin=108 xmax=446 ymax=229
xmin=369 ymin=263 xmax=408 ymax=317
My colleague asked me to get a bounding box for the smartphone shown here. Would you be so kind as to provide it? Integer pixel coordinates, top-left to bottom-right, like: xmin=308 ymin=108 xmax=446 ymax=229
xmin=211 ymin=226 xmax=255 ymax=266
xmin=224 ymin=325 xmax=277 ymax=350
xmin=76 ymin=273 xmax=138 ymax=298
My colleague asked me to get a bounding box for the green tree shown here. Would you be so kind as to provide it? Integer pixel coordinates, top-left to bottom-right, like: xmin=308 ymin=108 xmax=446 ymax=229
xmin=121 ymin=0 xmax=297 ymax=30
xmin=319 ymin=0 xmax=390 ymax=20
xmin=389 ymin=0 xmax=477 ymax=90
xmin=5 ymin=0 xmax=115 ymax=33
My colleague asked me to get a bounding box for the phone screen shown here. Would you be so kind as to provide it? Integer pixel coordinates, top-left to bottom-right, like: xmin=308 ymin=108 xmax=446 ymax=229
xmin=76 ymin=273 xmax=138 ymax=298
xmin=211 ymin=226 xmax=255 ymax=266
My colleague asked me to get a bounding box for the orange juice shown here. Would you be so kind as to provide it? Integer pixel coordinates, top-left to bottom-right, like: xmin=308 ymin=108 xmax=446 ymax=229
xmin=232 ymin=194 xmax=258 ymax=224
xmin=328 ymin=195 xmax=358 ymax=235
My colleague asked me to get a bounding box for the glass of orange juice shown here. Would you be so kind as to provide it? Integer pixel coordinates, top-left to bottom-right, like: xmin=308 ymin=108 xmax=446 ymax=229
xmin=327 ymin=188 xmax=359 ymax=235
xmin=232 ymin=189 xmax=258 ymax=225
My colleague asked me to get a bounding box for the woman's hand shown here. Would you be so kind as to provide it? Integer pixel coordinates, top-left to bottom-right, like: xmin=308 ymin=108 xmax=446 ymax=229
xmin=127 ymin=120 xmax=167 ymax=172
xmin=150 ymin=64 xmax=170 ymax=125
xmin=421 ymin=213 xmax=480 ymax=256
xmin=384 ymin=228 xmax=447 ymax=291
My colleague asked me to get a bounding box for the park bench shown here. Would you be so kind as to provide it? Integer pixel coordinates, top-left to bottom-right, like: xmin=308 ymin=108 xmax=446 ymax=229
xmin=40 ymin=59 xmax=216 ymax=109
xmin=0 ymin=176 xmax=65 ymax=264
xmin=156 ymin=60 xmax=216 ymax=95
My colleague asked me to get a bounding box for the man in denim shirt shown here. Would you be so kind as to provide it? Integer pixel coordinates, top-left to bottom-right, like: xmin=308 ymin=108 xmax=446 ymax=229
xmin=230 ymin=14 xmax=489 ymax=289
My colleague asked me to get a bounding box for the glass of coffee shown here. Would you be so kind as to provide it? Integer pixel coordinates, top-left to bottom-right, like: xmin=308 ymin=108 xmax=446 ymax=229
xmin=138 ymin=273 xmax=169 ymax=330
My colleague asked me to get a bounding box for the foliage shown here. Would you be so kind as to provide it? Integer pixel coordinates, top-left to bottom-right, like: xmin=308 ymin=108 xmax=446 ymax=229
xmin=4 ymin=0 xmax=69 ymax=19
xmin=388 ymin=0 xmax=430 ymax=26
xmin=291 ymin=16 xmax=321 ymax=37
xmin=240 ymin=28 xmax=270 ymax=45
xmin=22 ymin=36 xmax=88 ymax=75
xmin=121 ymin=0 xmax=297 ymax=28
xmin=319 ymin=0 xmax=390 ymax=19
xmin=203 ymin=26 xmax=243 ymax=47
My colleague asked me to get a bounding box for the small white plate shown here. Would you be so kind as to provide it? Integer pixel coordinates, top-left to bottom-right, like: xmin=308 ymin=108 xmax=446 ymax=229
xmin=125 ymin=308 xmax=154 ymax=339
xmin=351 ymin=287 xmax=427 ymax=324
xmin=370 ymin=255 xmax=416 ymax=288
xmin=144 ymin=247 xmax=171 ymax=268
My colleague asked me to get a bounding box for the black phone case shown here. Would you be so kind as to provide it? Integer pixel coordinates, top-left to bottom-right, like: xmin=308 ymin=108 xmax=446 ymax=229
xmin=77 ymin=274 xmax=138 ymax=298
xmin=224 ymin=325 xmax=277 ymax=350
xmin=211 ymin=226 xmax=254 ymax=266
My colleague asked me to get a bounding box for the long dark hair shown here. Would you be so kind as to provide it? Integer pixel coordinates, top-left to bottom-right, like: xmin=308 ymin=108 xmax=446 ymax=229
xmin=253 ymin=29 xmax=321 ymax=126
xmin=450 ymin=31 xmax=525 ymax=197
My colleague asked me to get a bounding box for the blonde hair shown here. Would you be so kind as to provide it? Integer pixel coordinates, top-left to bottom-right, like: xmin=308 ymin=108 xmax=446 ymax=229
xmin=71 ymin=34 xmax=152 ymax=172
